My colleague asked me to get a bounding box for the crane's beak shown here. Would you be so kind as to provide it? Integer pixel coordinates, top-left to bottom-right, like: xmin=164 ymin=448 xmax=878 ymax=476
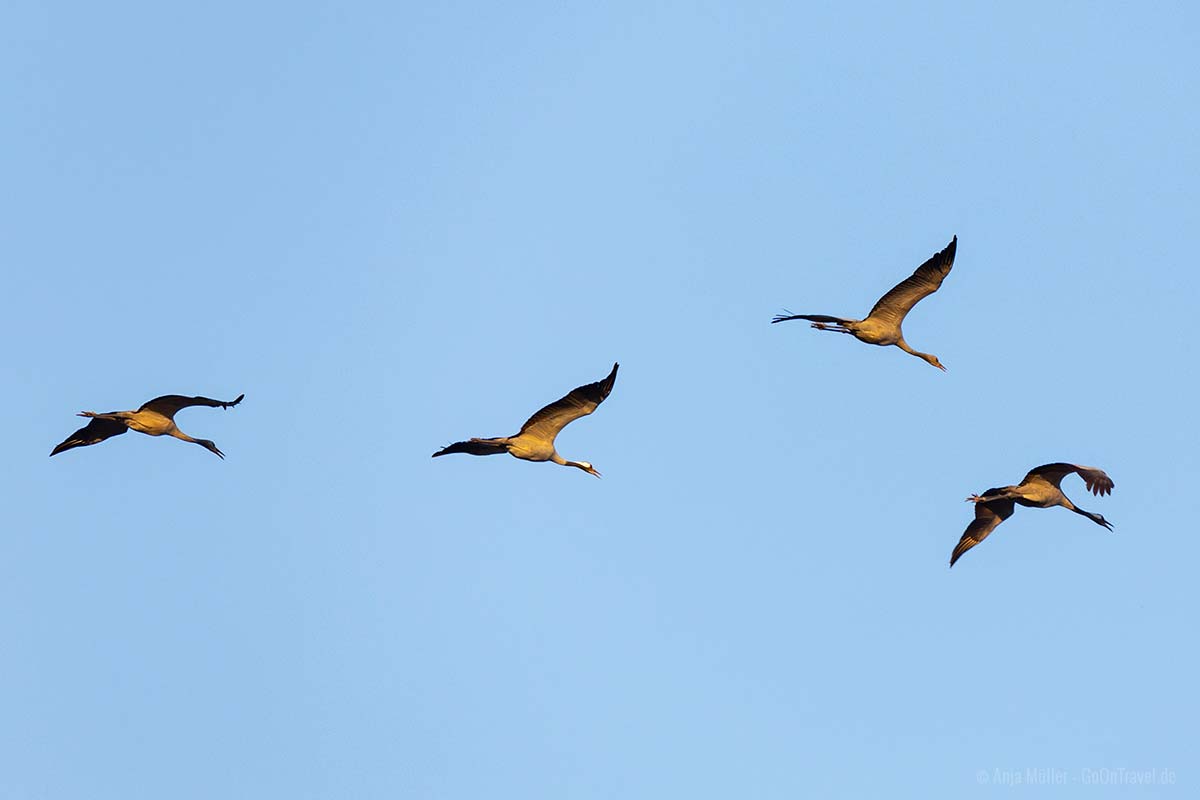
xmin=589 ymin=467 xmax=602 ymax=479
xmin=937 ymin=363 xmax=948 ymax=372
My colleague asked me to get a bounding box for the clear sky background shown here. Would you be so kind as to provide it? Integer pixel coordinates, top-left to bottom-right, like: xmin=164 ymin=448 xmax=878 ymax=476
xmin=2 ymin=2 xmax=1197 ymax=797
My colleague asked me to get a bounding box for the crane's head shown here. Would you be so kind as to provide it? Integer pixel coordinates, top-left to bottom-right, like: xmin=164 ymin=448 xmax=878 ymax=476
xmin=1091 ymin=512 xmax=1114 ymax=531
xmin=925 ymin=353 xmax=947 ymax=372
xmin=198 ymin=438 xmax=225 ymax=459
xmin=570 ymin=460 xmax=602 ymax=478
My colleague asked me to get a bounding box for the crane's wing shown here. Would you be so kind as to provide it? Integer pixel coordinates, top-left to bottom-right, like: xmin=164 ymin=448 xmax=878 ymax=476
xmin=865 ymin=236 xmax=957 ymax=325
xmin=950 ymin=491 xmax=1015 ymax=567
xmin=432 ymin=438 xmax=510 ymax=457
xmin=139 ymin=393 xmax=245 ymax=418
xmin=1023 ymin=463 xmax=1114 ymax=495
xmin=517 ymin=362 xmax=619 ymax=443
xmin=50 ymin=417 xmax=128 ymax=456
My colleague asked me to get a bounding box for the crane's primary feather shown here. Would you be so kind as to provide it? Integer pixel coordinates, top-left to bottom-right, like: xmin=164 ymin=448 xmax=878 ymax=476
xmin=770 ymin=313 xmax=853 ymax=324
xmin=432 ymin=438 xmax=510 ymax=457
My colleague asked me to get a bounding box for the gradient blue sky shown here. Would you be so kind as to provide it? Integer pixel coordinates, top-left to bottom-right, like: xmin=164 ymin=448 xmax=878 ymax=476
xmin=3 ymin=2 xmax=1197 ymax=797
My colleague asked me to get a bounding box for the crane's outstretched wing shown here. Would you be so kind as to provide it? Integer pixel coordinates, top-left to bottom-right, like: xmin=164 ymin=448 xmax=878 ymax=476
xmin=432 ymin=438 xmax=510 ymax=457
xmin=518 ymin=362 xmax=619 ymax=444
xmin=1023 ymin=463 xmax=1114 ymax=496
xmin=50 ymin=417 xmax=128 ymax=456
xmin=950 ymin=490 xmax=1014 ymax=567
xmin=139 ymin=394 xmax=245 ymax=418
xmin=865 ymin=236 xmax=956 ymax=325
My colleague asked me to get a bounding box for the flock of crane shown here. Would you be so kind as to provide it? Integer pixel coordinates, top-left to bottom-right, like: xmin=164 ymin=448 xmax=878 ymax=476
xmin=50 ymin=235 xmax=1113 ymax=567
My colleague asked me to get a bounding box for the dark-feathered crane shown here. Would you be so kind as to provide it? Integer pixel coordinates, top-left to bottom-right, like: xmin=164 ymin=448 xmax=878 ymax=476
xmin=950 ymin=463 xmax=1114 ymax=567
xmin=50 ymin=393 xmax=245 ymax=459
xmin=772 ymin=235 xmax=957 ymax=370
xmin=433 ymin=363 xmax=618 ymax=477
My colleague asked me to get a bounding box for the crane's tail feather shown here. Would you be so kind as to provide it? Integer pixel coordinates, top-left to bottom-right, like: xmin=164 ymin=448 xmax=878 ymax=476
xmin=432 ymin=438 xmax=510 ymax=457
xmin=771 ymin=312 xmax=853 ymax=324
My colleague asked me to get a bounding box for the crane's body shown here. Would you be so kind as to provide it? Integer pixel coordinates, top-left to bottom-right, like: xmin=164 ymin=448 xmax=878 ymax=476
xmin=444 ymin=435 xmax=576 ymax=465
xmin=951 ymin=463 xmax=1114 ymax=567
xmin=51 ymin=394 xmax=244 ymax=459
xmin=433 ymin=363 xmax=618 ymax=477
xmin=92 ymin=408 xmax=183 ymax=437
xmin=772 ymin=235 xmax=957 ymax=370
xmin=980 ymin=475 xmax=1088 ymax=511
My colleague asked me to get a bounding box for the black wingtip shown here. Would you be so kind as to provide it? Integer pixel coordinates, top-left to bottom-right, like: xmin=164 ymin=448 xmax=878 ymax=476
xmin=949 ymin=539 xmax=973 ymax=568
xmin=601 ymin=363 xmax=619 ymax=391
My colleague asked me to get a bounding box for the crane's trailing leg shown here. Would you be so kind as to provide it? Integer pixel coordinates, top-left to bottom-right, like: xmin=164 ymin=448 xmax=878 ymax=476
xmin=811 ymin=322 xmax=853 ymax=334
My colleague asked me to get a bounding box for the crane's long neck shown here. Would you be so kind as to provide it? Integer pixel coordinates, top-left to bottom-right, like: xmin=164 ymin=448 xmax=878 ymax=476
xmin=170 ymin=429 xmax=200 ymax=446
xmin=1065 ymin=500 xmax=1094 ymax=522
xmin=896 ymin=339 xmax=944 ymax=370
xmin=170 ymin=429 xmax=224 ymax=458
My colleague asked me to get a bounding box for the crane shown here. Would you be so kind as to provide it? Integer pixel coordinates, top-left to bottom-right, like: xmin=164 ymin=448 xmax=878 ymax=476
xmin=772 ymin=235 xmax=957 ymax=370
xmin=433 ymin=363 xmax=618 ymax=477
xmin=950 ymin=463 xmax=1114 ymax=566
xmin=51 ymin=393 xmax=245 ymax=459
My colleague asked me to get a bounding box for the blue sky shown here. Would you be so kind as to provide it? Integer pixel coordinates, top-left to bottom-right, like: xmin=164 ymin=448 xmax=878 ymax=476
xmin=3 ymin=1 xmax=1197 ymax=797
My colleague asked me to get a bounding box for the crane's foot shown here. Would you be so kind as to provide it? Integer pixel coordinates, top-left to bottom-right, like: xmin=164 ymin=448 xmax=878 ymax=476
xmin=966 ymin=494 xmax=984 ymax=503
xmin=810 ymin=322 xmax=827 ymax=330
